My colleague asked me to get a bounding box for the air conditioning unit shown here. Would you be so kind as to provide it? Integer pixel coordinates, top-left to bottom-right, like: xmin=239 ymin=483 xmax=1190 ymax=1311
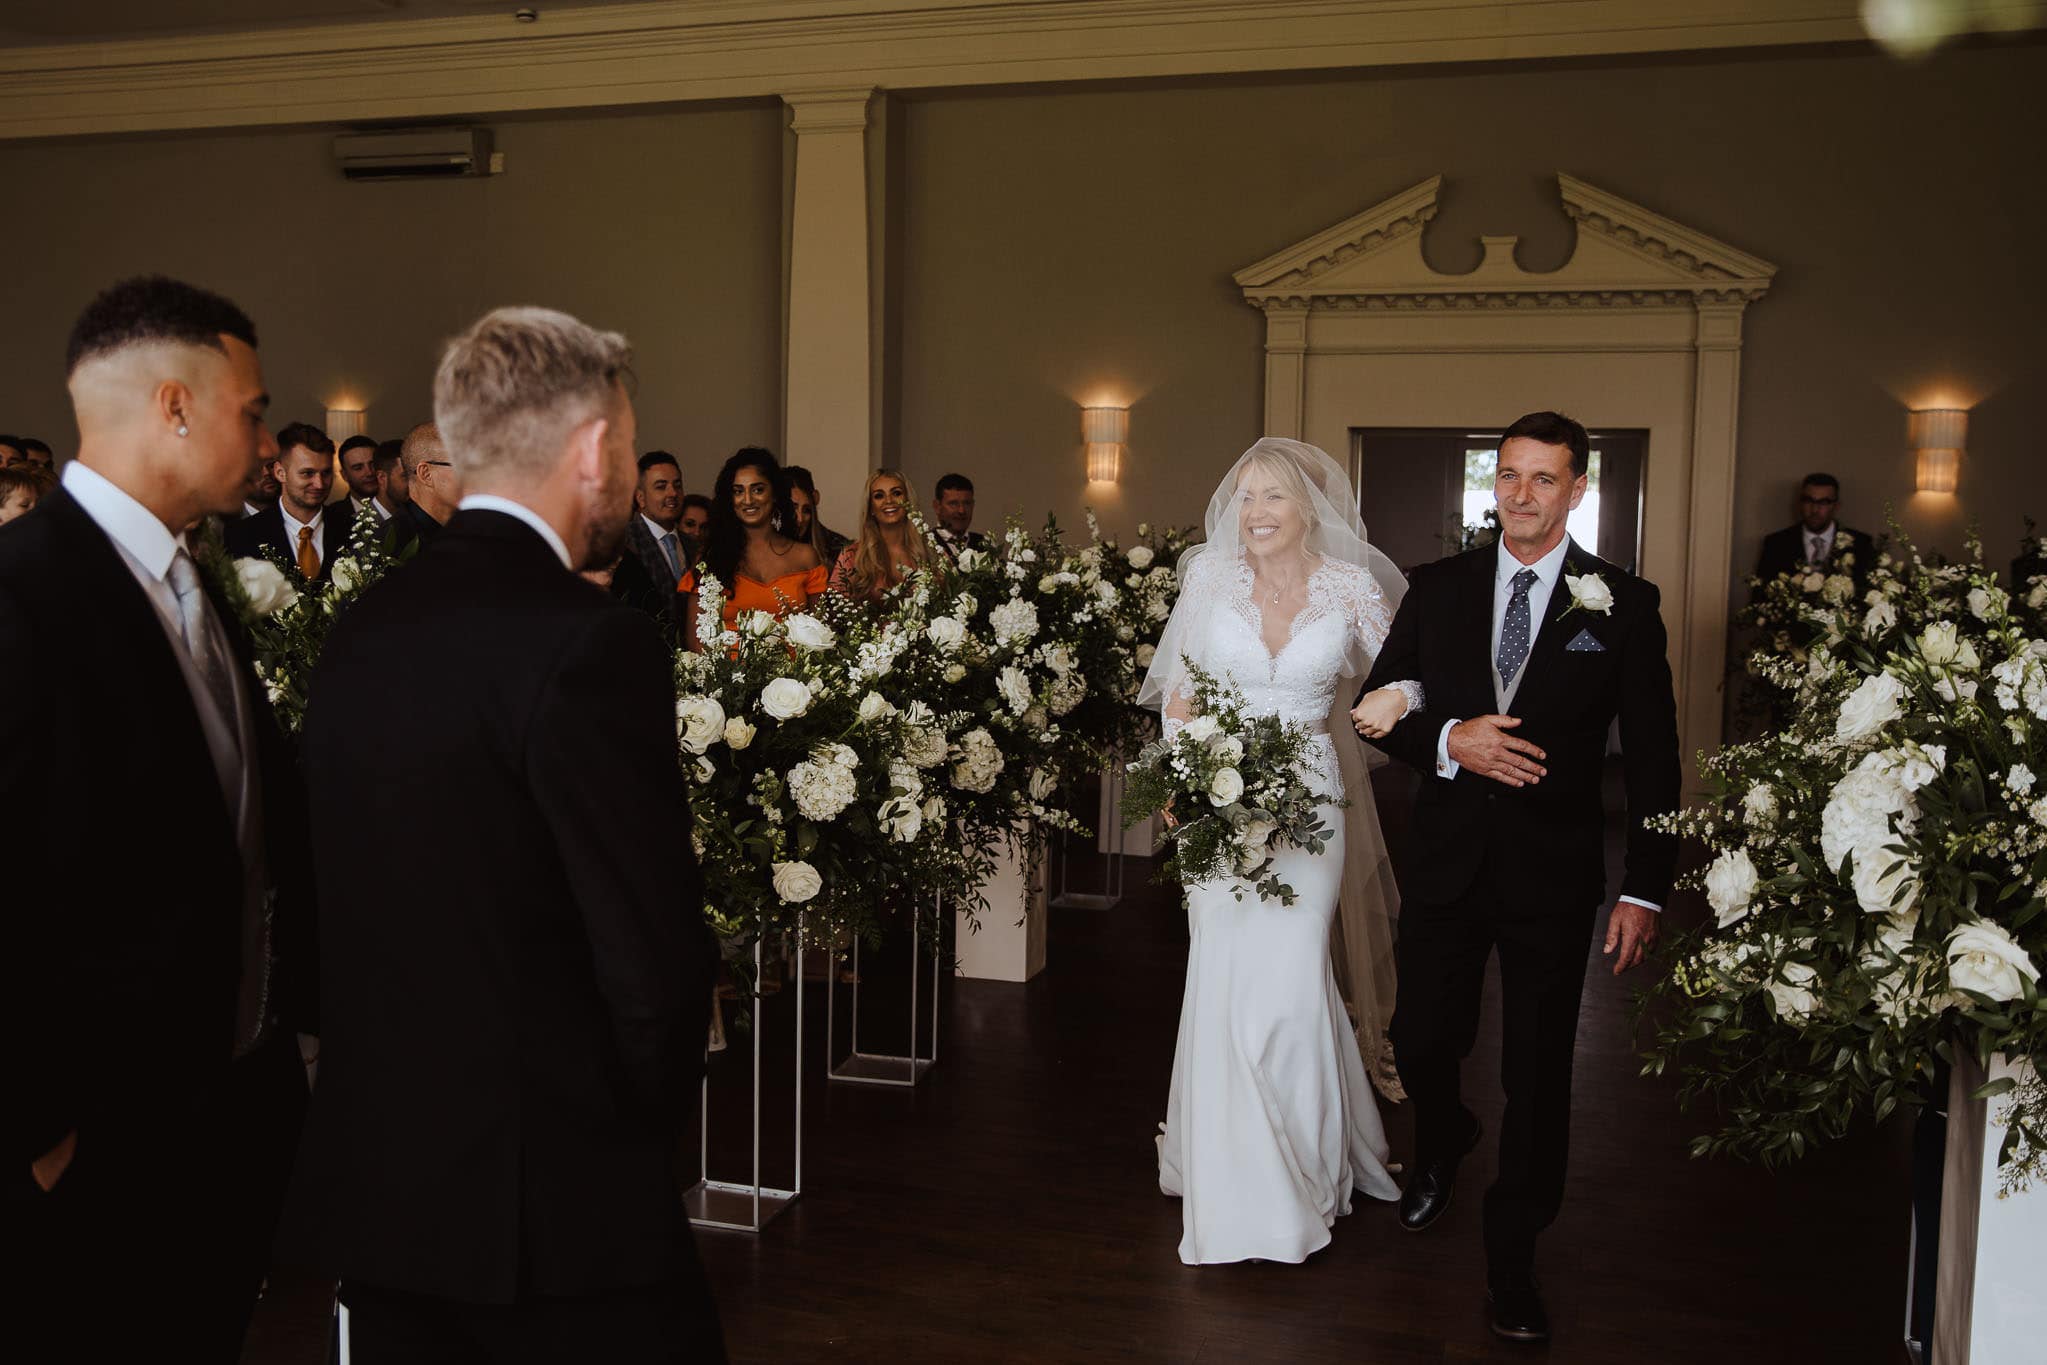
xmin=333 ymin=127 xmax=495 ymax=181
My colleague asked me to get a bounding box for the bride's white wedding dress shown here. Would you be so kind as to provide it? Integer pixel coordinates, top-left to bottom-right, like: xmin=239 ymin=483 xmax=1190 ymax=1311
xmin=1155 ymin=549 xmax=1407 ymax=1265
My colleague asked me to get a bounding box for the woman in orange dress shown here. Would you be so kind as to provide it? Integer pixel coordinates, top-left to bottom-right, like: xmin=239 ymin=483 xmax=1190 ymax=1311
xmin=677 ymin=445 xmax=829 ymax=652
xmin=829 ymin=468 xmax=941 ymax=606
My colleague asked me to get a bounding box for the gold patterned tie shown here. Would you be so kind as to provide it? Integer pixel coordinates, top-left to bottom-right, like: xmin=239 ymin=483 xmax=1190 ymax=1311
xmin=296 ymin=524 xmax=320 ymax=579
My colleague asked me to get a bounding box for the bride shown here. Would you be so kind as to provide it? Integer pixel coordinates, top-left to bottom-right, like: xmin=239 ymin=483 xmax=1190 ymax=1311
xmin=1141 ymin=437 xmax=1420 ymax=1266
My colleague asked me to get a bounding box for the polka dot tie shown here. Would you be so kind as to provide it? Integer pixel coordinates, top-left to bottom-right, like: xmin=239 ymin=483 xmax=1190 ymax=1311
xmin=1496 ymin=567 xmax=1538 ymax=684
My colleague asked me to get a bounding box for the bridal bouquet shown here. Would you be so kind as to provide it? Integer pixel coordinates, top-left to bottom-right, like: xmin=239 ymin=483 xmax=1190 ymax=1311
xmin=201 ymin=509 xmax=402 ymax=733
xmin=1639 ymin=532 xmax=2047 ymax=1192
xmin=1121 ymin=662 xmax=1337 ymax=906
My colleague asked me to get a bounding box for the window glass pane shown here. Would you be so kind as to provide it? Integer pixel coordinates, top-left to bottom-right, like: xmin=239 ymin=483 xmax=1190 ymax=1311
xmin=1462 ymin=445 xmax=1604 ymax=557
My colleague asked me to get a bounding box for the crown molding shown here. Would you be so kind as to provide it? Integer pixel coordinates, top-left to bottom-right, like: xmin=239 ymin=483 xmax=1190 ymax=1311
xmin=1238 ymin=171 xmax=1777 ymax=311
xmin=0 ymin=0 xmax=1952 ymax=141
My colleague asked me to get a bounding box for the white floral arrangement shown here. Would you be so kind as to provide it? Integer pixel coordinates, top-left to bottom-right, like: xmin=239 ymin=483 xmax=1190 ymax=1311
xmin=1642 ymin=532 xmax=2047 ymax=1192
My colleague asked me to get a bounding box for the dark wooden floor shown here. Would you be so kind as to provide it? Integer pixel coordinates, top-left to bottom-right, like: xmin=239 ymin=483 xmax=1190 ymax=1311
xmin=246 ymin=774 xmax=1913 ymax=1363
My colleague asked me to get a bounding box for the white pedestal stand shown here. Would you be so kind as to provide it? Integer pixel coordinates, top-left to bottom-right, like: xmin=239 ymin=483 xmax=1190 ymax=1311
xmin=1928 ymin=1052 xmax=2045 ymax=1364
xmin=955 ymin=828 xmax=1047 ymax=983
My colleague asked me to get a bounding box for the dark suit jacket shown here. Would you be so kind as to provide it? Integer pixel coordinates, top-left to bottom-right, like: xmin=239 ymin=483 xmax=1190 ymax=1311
xmin=384 ymin=498 xmax=445 ymax=557
xmin=1361 ymin=540 xmax=1680 ymax=911
xmin=0 ymin=489 xmax=315 ymax=1174
xmin=292 ymin=509 xmax=716 ymax=1304
xmin=1753 ymin=523 xmax=1873 ymax=589
xmin=609 ymin=543 xmax=679 ymax=640
xmin=627 ymin=513 xmax=691 ymax=596
xmin=224 ymin=500 xmax=360 ymax=584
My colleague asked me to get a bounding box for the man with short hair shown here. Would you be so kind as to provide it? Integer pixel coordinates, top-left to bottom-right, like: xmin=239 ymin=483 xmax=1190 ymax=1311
xmin=1 ymin=275 xmax=318 ymax=1360
xmin=678 ymin=492 xmax=711 ymax=547
xmin=784 ymin=463 xmax=849 ymax=561
xmin=0 ymin=435 xmax=22 ymax=466
xmin=16 ymin=437 xmax=54 ymax=472
xmin=371 ymin=437 xmax=409 ymax=519
xmin=243 ymin=452 xmax=282 ymax=518
xmin=296 ymin=305 xmax=723 ymax=1362
xmin=338 ymin=434 xmax=387 ymax=523
xmin=391 ymin=420 xmax=460 ymax=553
xmin=628 ymin=450 xmax=689 ymax=591
xmin=1752 ymin=472 xmax=1871 ymax=588
xmin=930 ymin=472 xmax=990 ymax=561
xmin=226 ymin=421 xmax=356 ymax=582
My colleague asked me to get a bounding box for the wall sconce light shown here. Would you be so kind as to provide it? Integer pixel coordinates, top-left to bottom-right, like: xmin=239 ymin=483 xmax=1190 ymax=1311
xmin=1907 ymin=407 xmax=1966 ymax=494
xmin=1083 ymin=405 xmax=1128 ymax=484
xmin=325 ymin=406 xmax=367 ymax=442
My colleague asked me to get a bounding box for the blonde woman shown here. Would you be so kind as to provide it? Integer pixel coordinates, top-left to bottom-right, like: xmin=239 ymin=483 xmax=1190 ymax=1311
xmin=829 ymin=468 xmax=940 ymax=605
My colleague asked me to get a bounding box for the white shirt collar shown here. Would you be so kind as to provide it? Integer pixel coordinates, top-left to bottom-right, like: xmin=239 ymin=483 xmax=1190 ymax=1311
xmin=62 ymin=461 xmax=185 ymax=581
xmin=459 ymin=494 xmax=573 ymax=569
xmin=1496 ymin=533 xmax=1572 ymax=591
xmin=640 ymin=512 xmax=678 ymax=543
xmin=279 ymin=502 xmax=325 ymax=538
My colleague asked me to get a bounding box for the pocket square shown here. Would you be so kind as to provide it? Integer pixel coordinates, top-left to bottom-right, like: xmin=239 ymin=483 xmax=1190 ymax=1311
xmin=1565 ymin=627 xmax=1607 ymax=653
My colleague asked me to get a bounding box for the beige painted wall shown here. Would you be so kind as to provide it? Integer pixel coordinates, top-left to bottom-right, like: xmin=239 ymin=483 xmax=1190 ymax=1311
xmin=892 ymin=42 xmax=2046 ymax=591
xmin=0 ymin=102 xmax=785 ymax=489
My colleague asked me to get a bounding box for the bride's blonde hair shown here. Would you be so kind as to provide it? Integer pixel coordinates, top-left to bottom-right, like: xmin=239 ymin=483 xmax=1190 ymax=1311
xmin=1235 ymin=447 xmax=1327 ymax=555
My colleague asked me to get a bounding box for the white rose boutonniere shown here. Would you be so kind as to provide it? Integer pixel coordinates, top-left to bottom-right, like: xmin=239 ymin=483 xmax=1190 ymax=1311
xmin=1562 ymin=570 xmax=1615 ymax=618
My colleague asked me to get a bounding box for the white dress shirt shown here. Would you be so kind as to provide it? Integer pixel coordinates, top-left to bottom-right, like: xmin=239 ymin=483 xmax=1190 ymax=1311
xmin=279 ymin=503 xmax=330 ymax=569
xmin=354 ymin=493 xmax=393 ymax=523
xmin=1431 ymin=534 xmax=1657 ymax=912
xmin=459 ymin=494 xmax=573 ymax=569
xmin=1804 ymin=522 xmax=1836 ymax=565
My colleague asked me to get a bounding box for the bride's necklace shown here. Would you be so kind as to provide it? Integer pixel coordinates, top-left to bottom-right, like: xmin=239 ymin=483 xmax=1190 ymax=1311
xmin=1252 ymin=566 xmax=1301 ymax=608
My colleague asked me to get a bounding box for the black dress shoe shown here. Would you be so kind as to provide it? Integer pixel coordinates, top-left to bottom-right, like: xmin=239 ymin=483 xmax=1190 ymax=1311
xmin=1397 ymin=1118 xmax=1482 ymax=1232
xmin=1488 ymin=1281 xmax=1550 ymax=1343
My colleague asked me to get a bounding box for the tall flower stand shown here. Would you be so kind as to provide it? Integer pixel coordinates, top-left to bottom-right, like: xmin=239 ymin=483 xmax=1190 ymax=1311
xmin=684 ymin=921 xmax=804 ymax=1232
xmin=1926 ymin=1052 xmax=2045 ymax=1363
xmin=955 ymin=827 xmax=1047 ymax=983
xmin=826 ymin=908 xmax=942 ymax=1087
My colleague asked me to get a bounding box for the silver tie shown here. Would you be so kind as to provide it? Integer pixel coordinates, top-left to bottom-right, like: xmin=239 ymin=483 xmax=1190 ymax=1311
xmin=167 ymin=549 xmax=242 ymax=756
xmin=661 ymin=530 xmax=682 ymax=581
xmin=1496 ymin=567 xmax=1539 ymax=685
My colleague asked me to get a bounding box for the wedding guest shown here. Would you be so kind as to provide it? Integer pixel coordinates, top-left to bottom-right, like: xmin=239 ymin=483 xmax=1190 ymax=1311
xmin=584 ymin=546 xmax=673 ymax=631
xmin=628 ymin=449 xmax=689 ymax=591
xmin=930 ymin=471 xmax=991 ymax=561
xmin=1752 ymin=472 xmax=1871 ymax=589
xmin=226 ymin=421 xmax=357 ymax=582
xmin=679 ymin=491 xmax=711 ymax=547
xmin=17 ymin=437 xmax=55 ymax=472
xmin=0 ymin=434 xmax=21 ymax=466
xmin=0 ymin=464 xmax=43 ymax=525
xmin=371 ymin=437 xmax=409 ymax=518
xmin=677 ymin=447 xmax=827 ymax=652
xmin=390 ymin=420 xmax=461 ymax=552
xmin=1 ymin=275 xmax=317 ymax=1361
xmin=243 ymin=451 xmax=283 ymax=518
xmin=831 ymin=468 xmax=940 ymax=604
xmin=339 ymin=434 xmax=388 ymax=524
xmin=293 ymin=304 xmax=723 ymax=1362
xmin=784 ymin=462 xmax=850 ymax=561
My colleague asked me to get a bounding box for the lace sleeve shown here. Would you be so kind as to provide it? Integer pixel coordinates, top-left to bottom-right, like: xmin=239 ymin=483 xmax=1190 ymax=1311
xmin=1336 ymin=560 xmax=1395 ymax=654
xmin=1386 ymin=679 xmax=1425 ymax=717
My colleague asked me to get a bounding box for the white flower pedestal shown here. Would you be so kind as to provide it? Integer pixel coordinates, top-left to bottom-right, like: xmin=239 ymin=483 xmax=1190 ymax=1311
xmin=955 ymin=828 xmax=1048 ymax=983
xmin=1928 ymin=1052 xmax=2045 ymax=1363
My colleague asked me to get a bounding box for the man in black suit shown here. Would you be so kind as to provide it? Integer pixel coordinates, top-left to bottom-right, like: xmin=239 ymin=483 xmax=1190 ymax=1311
xmin=387 ymin=420 xmax=461 ymax=554
xmin=1751 ymin=471 xmax=1871 ymax=589
xmin=930 ymin=471 xmax=993 ymax=563
xmin=627 ymin=449 xmax=691 ymax=592
xmin=294 ymin=305 xmax=723 ymax=1362
xmin=225 ymin=420 xmax=357 ymax=581
xmin=1359 ymin=411 xmax=1679 ymax=1345
xmin=1 ymin=275 xmax=317 ymax=1359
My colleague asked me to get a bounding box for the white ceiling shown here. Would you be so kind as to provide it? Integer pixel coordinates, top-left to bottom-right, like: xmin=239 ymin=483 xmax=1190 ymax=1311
xmin=0 ymin=0 xmax=631 ymax=45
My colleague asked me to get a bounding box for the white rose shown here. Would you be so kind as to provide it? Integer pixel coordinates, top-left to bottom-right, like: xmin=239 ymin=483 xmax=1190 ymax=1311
xmin=996 ymin=665 xmax=1032 ymax=715
xmin=771 ymin=860 xmax=823 ymax=904
xmin=1028 ymin=769 xmax=1057 ymax=801
xmin=1767 ymin=961 xmax=1820 ymax=1022
xmin=943 ymin=663 xmax=967 ymax=684
xmin=1852 ymin=847 xmax=1919 ymax=917
xmin=1968 ymin=586 xmax=1997 ymax=621
xmin=1919 ymin=621 xmax=1965 ymax=666
xmin=1834 ymin=670 xmax=1906 ymax=744
xmin=1704 ymin=849 xmax=1761 ymax=928
xmin=1127 ymin=545 xmax=1155 ymax=570
xmin=926 ymin=616 xmax=966 ymax=653
xmin=234 ymin=558 xmax=300 ymax=617
xmin=2030 ymin=581 xmax=2047 ymax=611
xmin=858 ymin=691 xmax=894 ymax=724
xmin=1863 ymin=598 xmax=1899 ymax=635
xmin=1214 ymin=736 xmax=1245 ymax=764
xmin=692 ymin=755 xmax=716 ymax=784
xmin=330 ymin=557 xmax=361 ymax=594
xmin=723 ymin=717 xmax=756 ymax=750
xmin=1802 ymin=572 xmax=1826 ymax=594
xmin=738 ymin=609 xmax=777 ymax=638
xmin=1239 ymin=817 xmax=1277 ymax=850
xmin=921 ymin=794 xmax=946 ymax=824
xmin=1820 ymin=752 xmax=1918 ymax=875
xmin=1741 ymin=783 xmax=1778 ymax=827
xmin=953 ymin=592 xmax=979 ymax=618
xmin=954 ymin=549 xmax=983 ymax=574
xmin=760 ymin=677 xmax=813 ymax=720
xmin=878 ymin=795 xmax=924 ymax=843
xmin=1208 ymin=767 xmax=1244 ymax=806
xmin=783 ymin=613 xmax=836 ymax=652
xmin=1821 ymin=574 xmax=1854 ymax=605
xmin=1135 ymin=643 xmax=1156 ymax=668
xmin=1945 ymin=921 xmax=2040 ymax=1002
xmin=1181 ymin=715 xmax=1220 ymax=743
xmin=674 ymin=696 xmax=727 ymax=754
